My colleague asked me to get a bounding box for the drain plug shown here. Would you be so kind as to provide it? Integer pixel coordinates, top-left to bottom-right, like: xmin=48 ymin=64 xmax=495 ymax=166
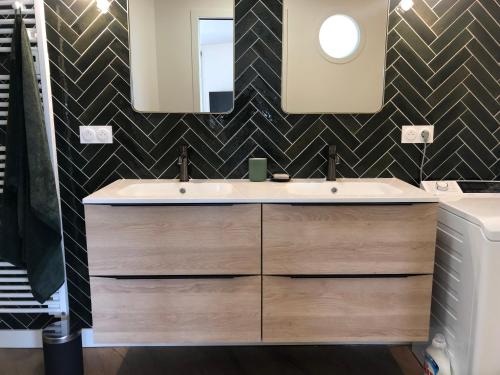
xmin=331 ymin=187 xmax=338 ymax=194
xmin=179 ymin=188 xmax=187 ymax=194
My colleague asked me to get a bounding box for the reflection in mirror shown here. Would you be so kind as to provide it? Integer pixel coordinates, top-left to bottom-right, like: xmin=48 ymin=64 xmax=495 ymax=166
xmin=318 ymin=15 xmax=361 ymax=61
xmin=198 ymin=19 xmax=233 ymax=112
xmin=282 ymin=0 xmax=390 ymax=114
xmin=129 ymin=0 xmax=234 ymax=113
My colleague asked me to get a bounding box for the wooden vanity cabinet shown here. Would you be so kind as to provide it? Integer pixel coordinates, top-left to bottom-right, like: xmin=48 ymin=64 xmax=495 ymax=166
xmin=262 ymin=275 xmax=433 ymax=343
xmin=90 ymin=276 xmax=261 ymax=344
xmin=85 ymin=204 xmax=261 ymax=275
xmin=262 ymin=203 xmax=438 ymax=275
xmin=86 ymin=204 xmax=262 ymax=344
xmin=85 ymin=202 xmax=437 ymax=345
xmin=261 ymin=203 xmax=437 ymax=343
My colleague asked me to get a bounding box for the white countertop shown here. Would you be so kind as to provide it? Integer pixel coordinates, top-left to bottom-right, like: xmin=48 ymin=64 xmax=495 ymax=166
xmin=82 ymin=178 xmax=438 ymax=205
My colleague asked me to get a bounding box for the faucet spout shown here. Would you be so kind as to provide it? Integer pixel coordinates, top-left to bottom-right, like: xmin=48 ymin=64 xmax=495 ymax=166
xmin=178 ymin=144 xmax=189 ymax=182
xmin=327 ymin=145 xmax=340 ymax=181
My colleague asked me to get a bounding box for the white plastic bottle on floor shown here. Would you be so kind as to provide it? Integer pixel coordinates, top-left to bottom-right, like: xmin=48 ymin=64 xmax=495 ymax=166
xmin=424 ymin=334 xmax=452 ymax=375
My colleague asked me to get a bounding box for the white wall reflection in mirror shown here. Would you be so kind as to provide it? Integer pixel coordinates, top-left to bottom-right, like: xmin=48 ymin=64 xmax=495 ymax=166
xmin=282 ymin=0 xmax=390 ymax=114
xmin=129 ymin=0 xmax=234 ymax=113
xmin=198 ymin=19 xmax=233 ymax=112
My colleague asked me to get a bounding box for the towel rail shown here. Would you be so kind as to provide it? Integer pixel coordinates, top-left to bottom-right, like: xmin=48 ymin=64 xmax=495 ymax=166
xmin=0 ymin=19 xmax=36 ymax=24
xmin=0 ymin=309 xmax=61 ymax=314
xmin=0 ymin=0 xmax=35 ymax=5
xmin=0 ymin=36 xmax=37 ymax=42
xmin=0 ymin=28 xmax=35 ymax=34
xmin=0 ymin=285 xmax=32 ymax=291
xmin=0 ymin=261 xmax=65 ymax=315
xmin=1 ymin=293 xmax=43 ymax=298
xmin=0 ymin=1 xmax=67 ymax=319
xmin=0 ymin=9 xmax=35 ymax=15
xmin=0 ymin=75 xmax=42 ymax=80
xmin=0 ymin=47 xmax=38 ymax=53
xmin=0 ymin=0 xmax=34 ymax=4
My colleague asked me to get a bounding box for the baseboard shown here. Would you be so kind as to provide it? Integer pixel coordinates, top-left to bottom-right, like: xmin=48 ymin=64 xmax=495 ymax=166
xmin=82 ymin=328 xmax=106 ymax=347
xmin=0 ymin=330 xmax=43 ymax=348
xmin=0 ymin=328 xmax=101 ymax=348
xmin=0 ymin=329 xmax=426 ymax=349
xmin=81 ymin=329 xmax=217 ymax=347
xmin=0 ymin=328 xmax=181 ymax=348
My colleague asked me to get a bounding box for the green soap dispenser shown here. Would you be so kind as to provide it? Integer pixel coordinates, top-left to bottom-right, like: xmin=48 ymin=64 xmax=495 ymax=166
xmin=248 ymin=158 xmax=267 ymax=182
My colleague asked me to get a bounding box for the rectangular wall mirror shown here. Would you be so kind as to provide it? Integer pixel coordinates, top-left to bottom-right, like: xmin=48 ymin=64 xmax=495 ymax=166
xmin=129 ymin=0 xmax=235 ymax=113
xmin=282 ymin=0 xmax=389 ymax=114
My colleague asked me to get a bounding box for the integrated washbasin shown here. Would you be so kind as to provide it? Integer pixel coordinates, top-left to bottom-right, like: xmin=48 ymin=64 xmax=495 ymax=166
xmin=116 ymin=180 xmax=234 ymax=197
xmin=286 ymin=180 xmax=404 ymax=196
xmin=82 ymin=178 xmax=436 ymax=204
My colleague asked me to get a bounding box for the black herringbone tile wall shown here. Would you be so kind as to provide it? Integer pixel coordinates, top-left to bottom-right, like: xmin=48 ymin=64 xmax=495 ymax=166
xmin=7 ymin=0 xmax=499 ymax=328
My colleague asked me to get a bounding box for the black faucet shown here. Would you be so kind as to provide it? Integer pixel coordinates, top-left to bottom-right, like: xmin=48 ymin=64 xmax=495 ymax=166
xmin=178 ymin=144 xmax=189 ymax=182
xmin=327 ymin=145 xmax=340 ymax=181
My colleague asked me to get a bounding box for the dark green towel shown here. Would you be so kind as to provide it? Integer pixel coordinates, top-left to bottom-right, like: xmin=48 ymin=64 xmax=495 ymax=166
xmin=0 ymin=14 xmax=64 ymax=303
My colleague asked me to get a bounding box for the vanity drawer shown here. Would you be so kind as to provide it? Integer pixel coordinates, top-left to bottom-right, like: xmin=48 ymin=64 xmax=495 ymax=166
xmin=85 ymin=204 xmax=261 ymax=276
xmin=262 ymin=275 xmax=432 ymax=343
xmin=90 ymin=276 xmax=261 ymax=344
xmin=262 ymin=204 xmax=437 ymax=275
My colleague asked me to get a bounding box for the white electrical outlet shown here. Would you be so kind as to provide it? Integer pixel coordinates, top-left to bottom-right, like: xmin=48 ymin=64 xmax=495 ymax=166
xmin=79 ymin=126 xmax=113 ymax=144
xmin=80 ymin=126 xmax=96 ymax=143
xmin=401 ymin=125 xmax=434 ymax=144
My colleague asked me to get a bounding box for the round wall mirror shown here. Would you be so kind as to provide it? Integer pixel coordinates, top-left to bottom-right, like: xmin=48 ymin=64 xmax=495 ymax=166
xmin=318 ymin=14 xmax=362 ymax=63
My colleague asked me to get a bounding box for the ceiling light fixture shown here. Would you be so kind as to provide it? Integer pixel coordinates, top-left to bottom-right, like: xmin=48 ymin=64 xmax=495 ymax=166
xmin=96 ymin=0 xmax=111 ymax=14
xmin=398 ymin=0 xmax=414 ymax=12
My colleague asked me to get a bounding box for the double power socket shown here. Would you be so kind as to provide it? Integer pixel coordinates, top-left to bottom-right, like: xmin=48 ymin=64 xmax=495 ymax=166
xmin=79 ymin=126 xmax=113 ymax=144
xmin=401 ymin=125 xmax=434 ymax=144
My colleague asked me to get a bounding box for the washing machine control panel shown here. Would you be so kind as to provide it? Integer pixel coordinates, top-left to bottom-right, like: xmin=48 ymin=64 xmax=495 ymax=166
xmin=457 ymin=181 xmax=500 ymax=193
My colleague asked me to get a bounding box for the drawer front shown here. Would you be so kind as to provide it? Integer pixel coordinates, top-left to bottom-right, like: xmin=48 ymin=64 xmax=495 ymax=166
xmin=90 ymin=276 xmax=261 ymax=344
xmin=263 ymin=204 xmax=437 ymax=275
xmin=85 ymin=204 xmax=261 ymax=276
xmin=263 ymin=275 xmax=432 ymax=343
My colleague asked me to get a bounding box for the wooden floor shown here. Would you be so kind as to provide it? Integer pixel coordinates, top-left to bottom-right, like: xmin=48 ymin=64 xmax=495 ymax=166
xmin=0 ymin=345 xmax=421 ymax=375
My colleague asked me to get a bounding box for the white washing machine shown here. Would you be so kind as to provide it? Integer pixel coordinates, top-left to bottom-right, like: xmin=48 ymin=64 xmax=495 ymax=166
xmin=414 ymin=181 xmax=500 ymax=375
